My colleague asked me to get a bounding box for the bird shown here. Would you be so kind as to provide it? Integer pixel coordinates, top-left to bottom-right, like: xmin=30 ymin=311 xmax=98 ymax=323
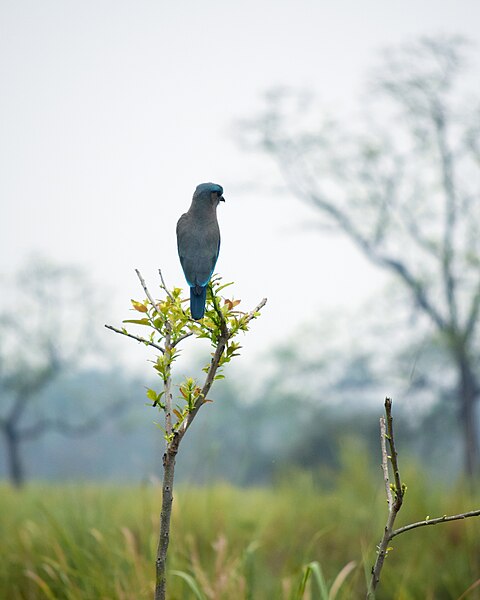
xmin=176 ymin=182 xmax=225 ymax=320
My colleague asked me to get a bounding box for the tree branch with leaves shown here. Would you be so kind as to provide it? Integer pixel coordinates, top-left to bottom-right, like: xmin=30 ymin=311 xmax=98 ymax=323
xmin=106 ymin=269 xmax=266 ymax=600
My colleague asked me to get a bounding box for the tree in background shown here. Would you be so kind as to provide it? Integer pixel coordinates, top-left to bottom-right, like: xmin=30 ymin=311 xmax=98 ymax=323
xmin=0 ymin=257 xmax=121 ymax=487
xmin=245 ymin=36 xmax=480 ymax=478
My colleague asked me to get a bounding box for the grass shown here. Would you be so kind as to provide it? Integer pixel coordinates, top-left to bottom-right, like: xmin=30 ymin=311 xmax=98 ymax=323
xmin=1 ymin=449 xmax=479 ymax=599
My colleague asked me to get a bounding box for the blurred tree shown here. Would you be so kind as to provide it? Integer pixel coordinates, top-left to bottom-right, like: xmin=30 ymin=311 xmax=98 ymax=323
xmin=245 ymin=36 xmax=480 ymax=478
xmin=0 ymin=257 xmax=120 ymax=487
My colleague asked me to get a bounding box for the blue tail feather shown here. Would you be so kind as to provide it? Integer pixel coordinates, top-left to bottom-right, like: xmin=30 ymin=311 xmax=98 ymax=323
xmin=190 ymin=286 xmax=207 ymax=320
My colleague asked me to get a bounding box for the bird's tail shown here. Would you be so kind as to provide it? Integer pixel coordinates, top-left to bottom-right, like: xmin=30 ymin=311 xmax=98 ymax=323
xmin=190 ymin=285 xmax=207 ymax=320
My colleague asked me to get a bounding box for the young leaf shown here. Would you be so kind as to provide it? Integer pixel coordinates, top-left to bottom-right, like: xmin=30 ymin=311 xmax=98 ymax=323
xmin=123 ymin=318 xmax=150 ymax=325
xmin=146 ymin=388 xmax=158 ymax=402
xmin=131 ymin=299 xmax=148 ymax=313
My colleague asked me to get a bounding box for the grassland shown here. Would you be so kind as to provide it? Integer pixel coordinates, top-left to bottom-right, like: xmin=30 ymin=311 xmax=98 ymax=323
xmin=1 ymin=452 xmax=479 ymax=599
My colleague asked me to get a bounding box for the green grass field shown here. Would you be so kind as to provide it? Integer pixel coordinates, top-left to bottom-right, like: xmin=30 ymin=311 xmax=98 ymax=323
xmin=1 ymin=453 xmax=479 ymax=599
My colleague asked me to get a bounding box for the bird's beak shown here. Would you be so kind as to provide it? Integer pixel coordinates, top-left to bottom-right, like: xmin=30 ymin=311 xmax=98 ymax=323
xmin=220 ymin=196 xmax=225 ymax=202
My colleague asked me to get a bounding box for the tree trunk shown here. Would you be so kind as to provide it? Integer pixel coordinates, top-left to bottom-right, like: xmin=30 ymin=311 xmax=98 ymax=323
xmin=457 ymin=352 xmax=479 ymax=480
xmin=3 ymin=424 xmax=24 ymax=488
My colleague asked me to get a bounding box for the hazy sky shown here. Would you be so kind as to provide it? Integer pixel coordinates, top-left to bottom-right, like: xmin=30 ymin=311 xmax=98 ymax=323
xmin=1 ymin=0 xmax=479 ymax=369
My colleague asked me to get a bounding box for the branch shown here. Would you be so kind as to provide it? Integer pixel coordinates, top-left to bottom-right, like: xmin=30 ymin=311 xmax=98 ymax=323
xmin=367 ymin=398 xmax=404 ymax=599
xmin=391 ymin=509 xmax=480 ymax=538
xmin=287 ymin=173 xmax=448 ymax=332
xmin=374 ymin=254 xmax=447 ymax=332
xmin=271 ymin=130 xmax=449 ymax=333
xmin=174 ymin=294 xmax=267 ymax=445
xmin=158 ymin=269 xmax=175 ymax=302
xmin=164 ymin=323 xmax=173 ymax=437
xmin=104 ymin=324 xmax=165 ymax=354
xmin=379 ymin=416 xmax=393 ymax=509
xmin=174 ymin=293 xmax=229 ymax=444
xmin=135 ymin=268 xmax=160 ymax=309
xmin=171 ymin=332 xmax=193 ymax=347
xmin=367 ymin=398 xmax=480 ymax=599
xmin=245 ymin=297 xmax=269 ymax=322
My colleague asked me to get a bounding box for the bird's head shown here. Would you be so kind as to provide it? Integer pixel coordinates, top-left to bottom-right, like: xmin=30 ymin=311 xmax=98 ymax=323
xmin=193 ymin=182 xmax=225 ymax=207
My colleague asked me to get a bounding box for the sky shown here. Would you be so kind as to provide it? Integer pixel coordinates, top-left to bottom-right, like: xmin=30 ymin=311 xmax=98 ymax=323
xmin=1 ymin=0 xmax=479 ymax=371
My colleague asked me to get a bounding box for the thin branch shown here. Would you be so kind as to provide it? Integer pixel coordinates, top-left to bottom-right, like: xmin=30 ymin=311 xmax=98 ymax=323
xmin=385 ymin=397 xmax=402 ymax=496
xmin=379 ymin=416 xmax=393 ymax=509
xmin=276 ymin=143 xmax=449 ymax=333
xmin=392 ymin=509 xmax=480 ymax=538
xmin=171 ymin=332 xmax=193 ymax=347
xmin=164 ymin=323 xmax=173 ymax=437
xmin=158 ymin=269 xmax=175 ymax=302
xmin=135 ymin=268 xmax=159 ymax=309
xmin=244 ymin=297 xmax=268 ymax=323
xmin=104 ymin=324 xmax=165 ymax=354
xmin=295 ymin=183 xmax=448 ymax=332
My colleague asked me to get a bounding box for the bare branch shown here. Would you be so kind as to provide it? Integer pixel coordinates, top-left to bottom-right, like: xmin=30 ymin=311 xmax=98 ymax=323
xmin=135 ymin=268 xmax=159 ymax=309
xmin=104 ymin=324 xmax=165 ymax=354
xmin=379 ymin=416 xmax=392 ymax=509
xmin=244 ymin=297 xmax=268 ymax=323
xmin=158 ymin=269 xmax=175 ymax=302
xmin=391 ymin=509 xmax=480 ymax=538
xmin=303 ymin=187 xmax=448 ymax=332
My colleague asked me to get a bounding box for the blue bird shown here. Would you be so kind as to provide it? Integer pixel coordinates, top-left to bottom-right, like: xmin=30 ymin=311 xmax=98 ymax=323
xmin=176 ymin=182 xmax=225 ymax=320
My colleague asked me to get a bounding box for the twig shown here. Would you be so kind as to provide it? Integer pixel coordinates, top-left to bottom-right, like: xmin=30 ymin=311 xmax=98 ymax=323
xmin=104 ymin=324 xmax=165 ymax=354
xmin=385 ymin=398 xmax=402 ymax=497
xmin=245 ymin=297 xmax=268 ymax=322
xmin=164 ymin=323 xmax=173 ymax=437
xmin=158 ymin=269 xmax=175 ymax=302
xmin=391 ymin=509 xmax=480 ymax=538
xmin=379 ymin=416 xmax=392 ymax=509
xmin=172 ymin=331 xmax=193 ymax=347
xmin=135 ymin=268 xmax=160 ymax=310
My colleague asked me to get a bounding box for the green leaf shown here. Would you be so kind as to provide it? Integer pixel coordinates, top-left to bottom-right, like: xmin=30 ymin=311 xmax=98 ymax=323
xmin=123 ymin=318 xmax=150 ymax=325
xmin=146 ymin=388 xmax=158 ymax=401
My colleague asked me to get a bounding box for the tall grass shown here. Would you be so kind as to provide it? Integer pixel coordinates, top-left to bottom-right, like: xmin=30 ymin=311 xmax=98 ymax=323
xmin=1 ymin=448 xmax=479 ymax=599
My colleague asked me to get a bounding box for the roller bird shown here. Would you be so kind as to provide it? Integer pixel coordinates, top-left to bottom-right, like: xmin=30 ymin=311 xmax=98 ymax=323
xmin=176 ymin=182 xmax=225 ymax=319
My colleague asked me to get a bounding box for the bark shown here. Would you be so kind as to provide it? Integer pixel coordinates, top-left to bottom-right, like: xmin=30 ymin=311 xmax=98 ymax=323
xmin=155 ymin=445 xmax=177 ymax=600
